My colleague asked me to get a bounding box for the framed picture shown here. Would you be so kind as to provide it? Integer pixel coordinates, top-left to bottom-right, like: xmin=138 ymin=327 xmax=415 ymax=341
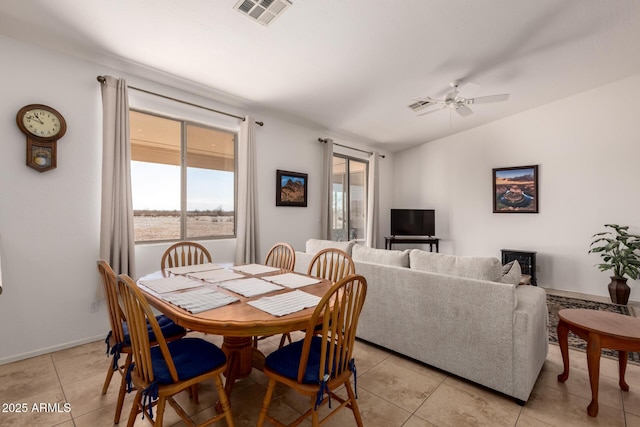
xmin=493 ymin=165 xmax=538 ymax=213
xmin=276 ymin=170 xmax=308 ymax=207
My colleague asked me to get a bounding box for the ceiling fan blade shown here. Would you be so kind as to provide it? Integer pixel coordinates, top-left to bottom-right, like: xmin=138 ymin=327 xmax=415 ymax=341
xmin=455 ymin=104 xmax=473 ymax=117
xmin=416 ymin=105 xmax=447 ymax=117
xmin=470 ymin=94 xmax=510 ymax=104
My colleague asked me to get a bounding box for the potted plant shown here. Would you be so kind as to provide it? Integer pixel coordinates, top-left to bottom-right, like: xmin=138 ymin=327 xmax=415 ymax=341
xmin=589 ymin=224 xmax=640 ymax=304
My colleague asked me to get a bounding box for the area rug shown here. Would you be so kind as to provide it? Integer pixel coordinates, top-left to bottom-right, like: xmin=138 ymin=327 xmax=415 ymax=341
xmin=547 ymin=294 xmax=640 ymax=364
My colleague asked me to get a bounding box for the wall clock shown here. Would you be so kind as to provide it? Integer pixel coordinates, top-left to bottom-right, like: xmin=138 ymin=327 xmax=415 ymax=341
xmin=16 ymin=104 xmax=67 ymax=172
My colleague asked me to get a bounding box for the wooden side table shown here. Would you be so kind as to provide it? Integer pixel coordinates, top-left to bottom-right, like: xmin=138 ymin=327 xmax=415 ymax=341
xmin=557 ymin=308 xmax=640 ymax=417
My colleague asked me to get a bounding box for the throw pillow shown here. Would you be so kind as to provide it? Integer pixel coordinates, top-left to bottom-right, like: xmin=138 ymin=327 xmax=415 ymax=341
xmin=500 ymin=260 xmax=522 ymax=285
xmin=351 ymin=244 xmax=410 ymax=267
xmin=305 ymin=239 xmax=355 ymax=256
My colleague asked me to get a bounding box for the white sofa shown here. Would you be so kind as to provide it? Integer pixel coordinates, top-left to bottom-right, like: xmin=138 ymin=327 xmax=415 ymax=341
xmin=294 ymin=239 xmax=548 ymax=403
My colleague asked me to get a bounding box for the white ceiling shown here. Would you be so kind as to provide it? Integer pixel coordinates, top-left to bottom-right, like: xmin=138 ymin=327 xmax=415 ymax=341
xmin=2 ymin=0 xmax=640 ymax=152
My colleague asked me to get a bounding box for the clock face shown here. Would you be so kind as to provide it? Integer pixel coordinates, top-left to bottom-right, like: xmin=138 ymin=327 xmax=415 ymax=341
xmin=22 ymin=108 xmax=62 ymax=138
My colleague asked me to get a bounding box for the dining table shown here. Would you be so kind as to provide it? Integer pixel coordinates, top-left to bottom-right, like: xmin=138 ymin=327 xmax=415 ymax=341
xmin=136 ymin=263 xmax=333 ymax=403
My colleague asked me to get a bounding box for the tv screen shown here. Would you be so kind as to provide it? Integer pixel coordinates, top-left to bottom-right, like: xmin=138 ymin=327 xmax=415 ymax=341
xmin=390 ymin=209 xmax=435 ymax=237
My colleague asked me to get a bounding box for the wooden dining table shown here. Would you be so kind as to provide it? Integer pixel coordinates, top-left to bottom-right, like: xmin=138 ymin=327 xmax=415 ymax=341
xmin=137 ymin=265 xmax=333 ymax=402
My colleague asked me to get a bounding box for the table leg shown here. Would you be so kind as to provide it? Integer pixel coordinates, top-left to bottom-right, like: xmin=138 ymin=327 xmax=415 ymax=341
xmin=557 ymin=319 xmax=570 ymax=382
xmin=619 ymin=350 xmax=630 ymax=391
xmin=586 ymin=333 xmax=601 ymax=417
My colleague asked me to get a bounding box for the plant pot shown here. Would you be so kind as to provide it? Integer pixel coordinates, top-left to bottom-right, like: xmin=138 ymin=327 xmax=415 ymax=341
xmin=608 ymin=276 xmax=630 ymax=305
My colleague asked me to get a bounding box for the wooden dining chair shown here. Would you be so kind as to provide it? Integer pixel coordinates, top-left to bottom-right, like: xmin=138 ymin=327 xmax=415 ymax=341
xmin=97 ymin=260 xmax=187 ymax=424
xmin=264 ymin=242 xmax=296 ymax=271
xmin=307 ymin=247 xmax=355 ymax=284
xmin=117 ymin=274 xmax=235 ymax=427
xmin=161 ymin=241 xmax=212 ymax=270
xmin=253 ymin=242 xmax=296 ymax=349
xmin=257 ymin=274 xmax=367 ymax=427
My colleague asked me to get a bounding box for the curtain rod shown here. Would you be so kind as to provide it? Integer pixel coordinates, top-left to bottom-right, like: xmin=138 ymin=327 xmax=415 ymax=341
xmin=317 ymin=138 xmax=385 ymax=158
xmin=96 ymin=75 xmax=264 ymax=126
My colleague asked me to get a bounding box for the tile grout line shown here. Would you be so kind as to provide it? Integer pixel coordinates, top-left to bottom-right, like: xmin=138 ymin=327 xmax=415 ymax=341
xmin=49 ymin=353 xmax=76 ymax=427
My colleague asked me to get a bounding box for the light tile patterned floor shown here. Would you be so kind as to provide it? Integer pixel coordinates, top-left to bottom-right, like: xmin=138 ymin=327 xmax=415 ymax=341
xmin=2 ymin=289 xmax=640 ymax=426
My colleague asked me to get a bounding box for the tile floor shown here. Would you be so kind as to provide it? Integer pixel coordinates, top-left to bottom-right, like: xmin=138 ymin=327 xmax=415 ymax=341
xmin=2 ymin=289 xmax=640 ymax=427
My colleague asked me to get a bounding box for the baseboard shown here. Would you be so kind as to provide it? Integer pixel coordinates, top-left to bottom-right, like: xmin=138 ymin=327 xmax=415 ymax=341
xmin=0 ymin=334 xmax=105 ymax=366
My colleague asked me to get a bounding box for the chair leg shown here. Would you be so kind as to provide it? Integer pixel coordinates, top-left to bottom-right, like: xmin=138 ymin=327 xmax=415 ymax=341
xmin=213 ymin=374 xmax=235 ymax=427
xmin=344 ymin=380 xmax=364 ymax=427
xmin=126 ymin=390 xmax=142 ymax=427
xmin=114 ymin=353 xmax=132 ymax=424
xmin=102 ymin=359 xmax=116 ymax=395
xmin=155 ymin=397 xmax=167 ymax=427
xmin=257 ymin=379 xmax=276 ymax=427
xmin=278 ymin=333 xmax=292 ymax=349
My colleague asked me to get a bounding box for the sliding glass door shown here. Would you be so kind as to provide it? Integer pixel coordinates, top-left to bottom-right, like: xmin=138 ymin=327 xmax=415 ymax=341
xmin=332 ymin=155 xmax=367 ymax=242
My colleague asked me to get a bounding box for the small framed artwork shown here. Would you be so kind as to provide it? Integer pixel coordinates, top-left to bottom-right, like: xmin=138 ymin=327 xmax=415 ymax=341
xmin=276 ymin=170 xmax=308 ymax=207
xmin=493 ymin=165 xmax=538 ymax=213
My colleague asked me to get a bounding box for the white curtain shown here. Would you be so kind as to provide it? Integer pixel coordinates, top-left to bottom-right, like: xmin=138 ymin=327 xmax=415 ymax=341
xmin=235 ymin=115 xmax=259 ymax=264
xmin=366 ymin=152 xmax=380 ymax=248
xmin=99 ymin=76 xmax=136 ymax=285
xmin=320 ymin=138 xmax=333 ymax=240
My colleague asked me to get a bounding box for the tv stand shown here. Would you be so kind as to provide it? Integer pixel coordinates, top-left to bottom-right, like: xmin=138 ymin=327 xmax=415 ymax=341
xmin=384 ymin=236 xmax=439 ymax=252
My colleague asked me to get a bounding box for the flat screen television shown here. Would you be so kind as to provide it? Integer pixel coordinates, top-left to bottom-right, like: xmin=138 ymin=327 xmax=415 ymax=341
xmin=390 ymin=209 xmax=435 ymax=237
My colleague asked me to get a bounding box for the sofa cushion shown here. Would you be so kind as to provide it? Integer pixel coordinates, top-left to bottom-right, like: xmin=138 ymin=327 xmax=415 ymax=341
xmin=352 ymin=244 xmax=409 ymax=267
xmin=305 ymin=239 xmax=355 ymax=256
xmin=409 ymin=249 xmax=503 ymax=282
xmin=500 ymin=260 xmax=522 ymax=285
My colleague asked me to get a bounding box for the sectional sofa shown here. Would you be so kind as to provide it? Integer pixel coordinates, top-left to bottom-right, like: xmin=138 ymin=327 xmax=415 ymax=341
xmin=294 ymin=239 xmax=548 ymax=403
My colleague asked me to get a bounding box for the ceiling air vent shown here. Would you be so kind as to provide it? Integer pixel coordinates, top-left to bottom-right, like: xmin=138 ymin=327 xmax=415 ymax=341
xmin=234 ymin=0 xmax=292 ymax=26
xmin=408 ymin=100 xmax=435 ymax=113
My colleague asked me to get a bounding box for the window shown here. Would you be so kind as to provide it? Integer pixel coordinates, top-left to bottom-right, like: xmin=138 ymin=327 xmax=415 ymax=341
xmin=332 ymin=155 xmax=368 ymax=242
xmin=129 ymin=110 xmax=236 ymax=242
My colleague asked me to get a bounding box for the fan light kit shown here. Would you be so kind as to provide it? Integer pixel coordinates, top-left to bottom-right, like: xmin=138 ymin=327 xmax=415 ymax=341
xmin=409 ymin=80 xmax=510 ymax=117
xmin=234 ymin=0 xmax=292 ymax=26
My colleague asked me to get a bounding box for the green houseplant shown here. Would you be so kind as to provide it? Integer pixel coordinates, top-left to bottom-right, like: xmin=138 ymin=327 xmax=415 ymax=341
xmin=589 ymin=224 xmax=640 ymax=304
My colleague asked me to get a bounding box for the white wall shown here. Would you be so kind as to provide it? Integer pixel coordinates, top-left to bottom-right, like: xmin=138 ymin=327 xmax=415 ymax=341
xmin=394 ymin=73 xmax=640 ymax=301
xmin=0 ymin=34 xmax=391 ymax=363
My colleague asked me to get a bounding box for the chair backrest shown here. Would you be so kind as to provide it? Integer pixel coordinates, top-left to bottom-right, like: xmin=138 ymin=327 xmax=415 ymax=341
xmin=297 ymin=274 xmax=367 ymax=384
xmin=117 ymin=274 xmax=179 ymax=385
xmin=264 ymin=242 xmax=296 ymax=271
xmin=97 ymin=260 xmax=127 ymax=346
xmin=161 ymin=241 xmax=212 ymax=270
xmin=307 ymin=248 xmax=355 ymax=283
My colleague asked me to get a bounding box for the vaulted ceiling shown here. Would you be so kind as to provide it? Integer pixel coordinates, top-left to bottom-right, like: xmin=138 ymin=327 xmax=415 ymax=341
xmin=2 ymin=0 xmax=640 ymax=152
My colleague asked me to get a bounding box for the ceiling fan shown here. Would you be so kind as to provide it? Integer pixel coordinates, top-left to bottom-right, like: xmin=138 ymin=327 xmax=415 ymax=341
xmin=408 ymin=80 xmax=510 ymax=117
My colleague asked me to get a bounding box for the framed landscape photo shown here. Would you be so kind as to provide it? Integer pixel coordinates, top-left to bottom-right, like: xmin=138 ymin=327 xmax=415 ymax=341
xmin=276 ymin=170 xmax=308 ymax=207
xmin=493 ymin=165 xmax=538 ymax=213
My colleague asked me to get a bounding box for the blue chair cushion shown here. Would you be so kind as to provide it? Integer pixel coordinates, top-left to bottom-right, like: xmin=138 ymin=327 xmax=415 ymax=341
xmin=150 ymin=338 xmax=227 ymax=384
xmin=122 ymin=315 xmax=185 ymax=345
xmin=265 ymin=336 xmax=326 ymax=384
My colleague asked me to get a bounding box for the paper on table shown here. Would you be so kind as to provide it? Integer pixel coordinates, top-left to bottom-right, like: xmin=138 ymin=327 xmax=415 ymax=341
xmin=263 ymin=272 xmax=321 ymax=289
xmin=164 ymin=263 xmax=223 ymax=275
xmin=232 ymin=263 xmax=281 ymax=275
xmin=218 ymin=277 xmax=284 ymax=298
xmin=188 ymin=269 xmax=245 ymax=282
xmin=160 ymin=287 xmax=239 ymax=314
xmin=138 ymin=275 xmax=204 ymax=294
xmin=248 ymin=290 xmax=321 ymax=317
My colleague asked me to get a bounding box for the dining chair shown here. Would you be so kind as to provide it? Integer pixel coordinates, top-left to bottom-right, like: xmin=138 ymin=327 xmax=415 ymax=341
xmin=117 ymin=274 xmax=235 ymax=427
xmin=253 ymin=242 xmax=296 ymax=349
xmin=307 ymin=247 xmax=355 ymax=284
xmin=264 ymin=241 xmax=296 ymax=271
xmin=161 ymin=241 xmax=212 ymax=270
xmin=257 ymin=274 xmax=368 ymax=427
xmin=97 ymin=260 xmax=187 ymax=424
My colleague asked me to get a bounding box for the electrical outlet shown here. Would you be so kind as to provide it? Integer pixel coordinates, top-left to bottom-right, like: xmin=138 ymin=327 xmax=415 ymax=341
xmin=90 ymin=301 xmax=99 ymax=313
xmin=536 ymin=265 xmax=541 ymax=272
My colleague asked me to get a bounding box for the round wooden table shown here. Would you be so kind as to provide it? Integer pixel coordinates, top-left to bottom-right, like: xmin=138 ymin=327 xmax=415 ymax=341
xmin=139 ymin=268 xmax=332 ymax=403
xmin=556 ymin=308 xmax=640 ymax=417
